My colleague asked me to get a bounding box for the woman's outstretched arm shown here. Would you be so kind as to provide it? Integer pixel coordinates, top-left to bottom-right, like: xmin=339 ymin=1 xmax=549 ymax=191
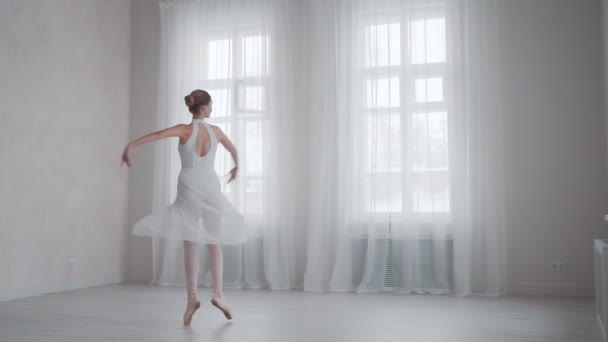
xmin=213 ymin=126 xmax=239 ymax=183
xmin=121 ymin=124 xmax=187 ymax=167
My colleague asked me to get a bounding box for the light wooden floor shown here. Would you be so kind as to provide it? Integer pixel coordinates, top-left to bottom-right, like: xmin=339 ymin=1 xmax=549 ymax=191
xmin=0 ymin=283 xmax=603 ymax=342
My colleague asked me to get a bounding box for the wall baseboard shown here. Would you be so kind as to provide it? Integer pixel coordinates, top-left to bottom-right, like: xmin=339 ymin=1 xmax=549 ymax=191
xmin=1 ymin=274 xmax=125 ymax=302
xmin=508 ymin=282 xmax=594 ymax=297
xmin=126 ymin=272 xmax=153 ymax=284
xmin=124 ymin=278 xmax=593 ymax=297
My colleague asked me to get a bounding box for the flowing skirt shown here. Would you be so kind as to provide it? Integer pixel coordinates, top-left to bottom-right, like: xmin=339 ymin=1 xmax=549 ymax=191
xmin=132 ymin=168 xmax=246 ymax=244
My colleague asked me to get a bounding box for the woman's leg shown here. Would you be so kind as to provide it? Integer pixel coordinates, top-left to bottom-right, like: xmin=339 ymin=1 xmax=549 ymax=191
xmin=206 ymin=244 xmax=223 ymax=298
xmin=207 ymin=244 xmax=232 ymax=319
xmin=183 ymin=240 xmax=200 ymax=302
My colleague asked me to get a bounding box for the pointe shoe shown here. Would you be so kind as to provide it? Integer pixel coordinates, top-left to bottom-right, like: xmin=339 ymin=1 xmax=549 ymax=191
xmin=183 ymin=300 xmax=201 ymax=326
xmin=211 ymin=296 xmax=233 ymax=320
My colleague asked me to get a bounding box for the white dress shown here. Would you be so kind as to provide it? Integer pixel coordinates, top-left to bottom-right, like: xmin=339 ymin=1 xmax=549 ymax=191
xmin=132 ymin=118 xmax=246 ymax=245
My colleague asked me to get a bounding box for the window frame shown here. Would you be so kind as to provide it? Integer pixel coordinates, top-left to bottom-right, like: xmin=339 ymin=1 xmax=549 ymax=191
xmin=358 ymin=3 xmax=452 ymax=220
xmin=196 ymin=26 xmax=270 ymax=217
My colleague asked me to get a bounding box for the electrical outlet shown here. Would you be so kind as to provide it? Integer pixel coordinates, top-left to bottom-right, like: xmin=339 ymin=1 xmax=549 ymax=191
xmin=67 ymin=258 xmax=79 ymax=272
xmin=548 ymin=261 xmax=567 ymax=272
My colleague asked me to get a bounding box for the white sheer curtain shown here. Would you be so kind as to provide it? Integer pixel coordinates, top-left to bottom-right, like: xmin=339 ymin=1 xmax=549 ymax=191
xmin=304 ymin=0 xmax=506 ymax=295
xmin=150 ymin=0 xmax=506 ymax=296
xmin=152 ymin=0 xmax=299 ymax=290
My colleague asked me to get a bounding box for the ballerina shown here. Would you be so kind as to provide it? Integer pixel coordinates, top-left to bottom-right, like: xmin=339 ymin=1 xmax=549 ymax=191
xmin=121 ymin=89 xmax=246 ymax=326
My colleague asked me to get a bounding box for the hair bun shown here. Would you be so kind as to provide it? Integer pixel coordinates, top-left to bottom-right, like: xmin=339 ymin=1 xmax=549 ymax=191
xmin=184 ymin=94 xmax=194 ymax=107
xmin=184 ymin=89 xmax=211 ymax=114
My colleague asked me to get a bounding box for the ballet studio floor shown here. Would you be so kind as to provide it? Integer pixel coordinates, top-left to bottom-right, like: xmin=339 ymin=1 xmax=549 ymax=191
xmin=0 ymin=283 xmax=602 ymax=342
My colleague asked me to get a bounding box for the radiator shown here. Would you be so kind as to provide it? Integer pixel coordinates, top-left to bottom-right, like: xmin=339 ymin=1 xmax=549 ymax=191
xmin=351 ymin=236 xmax=454 ymax=290
xmin=595 ymin=239 xmax=608 ymax=341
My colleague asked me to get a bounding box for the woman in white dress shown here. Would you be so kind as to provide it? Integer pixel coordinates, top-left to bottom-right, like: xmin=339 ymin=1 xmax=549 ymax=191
xmin=121 ymin=89 xmax=246 ymax=326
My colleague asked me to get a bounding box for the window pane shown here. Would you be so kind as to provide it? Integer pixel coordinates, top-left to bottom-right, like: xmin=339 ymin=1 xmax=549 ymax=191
xmin=411 ymin=18 xmax=446 ymax=64
xmin=366 ymin=114 xmax=401 ymax=172
xmin=364 ymin=173 xmax=402 ymax=213
xmin=239 ymin=86 xmax=265 ymax=111
xmin=415 ymin=77 xmax=443 ymax=103
xmin=207 ymin=88 xmax=232 ymax=117
xmin=366 ymin=77 xmax=400 ymax=108
xmin=411 ymin=112 xmax=449 ymax=171
xmin=245 ymin=179 xmax=263 ymax=214
xmin=412 ymin=171 xmax=450 ymax=213
xmin=365 ymin=23 xmax=401 ymax=67
xmin=245 ymin=121 xmax=263 ymax=176
xmin=208 ymin=39 xmax=233 ymax=79
xmin=241 ymin=35 xmax=268 ymax=77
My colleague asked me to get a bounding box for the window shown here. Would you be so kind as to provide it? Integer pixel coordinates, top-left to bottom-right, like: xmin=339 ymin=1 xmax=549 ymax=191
xmin=361 ymin=6 xmax=450 ymax=216
xmin=197 ymin=29 xmax=270 ymax=217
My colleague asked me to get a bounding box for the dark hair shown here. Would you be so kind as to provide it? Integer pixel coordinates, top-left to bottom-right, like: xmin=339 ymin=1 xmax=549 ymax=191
xmin=184 ymin=89 xmax=211 ymax=114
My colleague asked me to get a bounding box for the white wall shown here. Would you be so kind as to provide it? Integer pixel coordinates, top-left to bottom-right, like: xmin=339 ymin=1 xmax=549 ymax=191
xmin=125 ymin=0 xmax=312 ymax=286
xmin=0 ymin=0 xmax=131 ymax=301
xmin=500 ymin=0 xmax=607 ymax=296
xmin=127 ymin=0 xmax=608 ymax=296
xmin=126 ymin=0 xmax=160 ymax=282
xmin=604 ymin=0 xmax=608 ymax=195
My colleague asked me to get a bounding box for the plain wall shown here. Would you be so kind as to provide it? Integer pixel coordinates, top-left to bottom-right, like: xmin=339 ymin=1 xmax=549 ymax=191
xmin=126 ymin=0 xmax=160 ymax=283
xmin=0 ymin=0 xmax=131 ymax=301
xmin=127 ymin=0 xmax=608 ymax=296
xmin=604 ymin=0 xmax=608 ymax=201
xmin=500 ymin=0 xmax=607 ymax=296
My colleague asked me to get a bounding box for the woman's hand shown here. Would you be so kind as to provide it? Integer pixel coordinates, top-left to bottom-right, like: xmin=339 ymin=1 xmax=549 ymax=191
xmin=121 ymin=145 xmax=132 ymax=167
xmin=227 ymin=166 xmax=238 ymax=183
